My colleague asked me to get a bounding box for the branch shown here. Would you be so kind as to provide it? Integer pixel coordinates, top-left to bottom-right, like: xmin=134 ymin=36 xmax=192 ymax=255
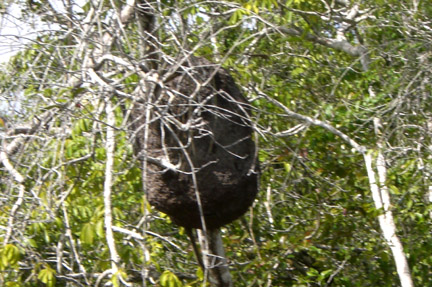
xmin=112 ymin=226 xmax=186 ymax=253
xmin=275 ymin=3 xmax=371 ymax=70
xmin=5 ymin=111 xmax=55 ymax=156
xmin=0 ymin=147 xmax=25 ymax=246
xmin=61 ymin=206 xmax=90 ymax=285
xmin=103 ymin=100 xmax=122 ymax=283
xmin=259 ymin=91 xmax=366 ymax=154
xmin=277 ymin=25 xmax=367 ymax=57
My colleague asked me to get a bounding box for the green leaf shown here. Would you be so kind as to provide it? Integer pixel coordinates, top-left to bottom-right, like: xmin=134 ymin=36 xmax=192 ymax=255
xmin=306 ymin=268 xmax=319 ymax=277
xmin=283 ymin=162 xmax=291 ymax=173
xmin=80 ymin=223 xmax=95 ymax=245
xmin=112 ymin=273 xmax=119 ymax=287
xmin=6 ymin=282 xmax=21 ymax=287
xmin=160 ymin=270 xmax=182 ymax=287
xmin=196 ymin=267 xmax=204 ymax=280
xmin=38 ymin=266 xmax=56 ymax=287
xmin=3 ymin=244 xmax=20 ymax=264
xmin=291 ymin=67 xmax=304 ymax=76
xmin=0 ymin=244 xmax=21 ymax=269
xmin=26 ymin=238 xmax=38 ymax=248
xmin=96 ymin=219 xmax=105 ymax=238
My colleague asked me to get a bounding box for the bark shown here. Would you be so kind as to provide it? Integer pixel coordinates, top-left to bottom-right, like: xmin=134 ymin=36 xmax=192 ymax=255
xmin=198 ymin=229 xmax=233 ymax=287
xmin=363 ymin=151 xmax=413 ymax=287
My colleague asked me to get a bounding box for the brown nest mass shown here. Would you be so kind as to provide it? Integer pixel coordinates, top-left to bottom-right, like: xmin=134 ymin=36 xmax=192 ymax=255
xmin=131 ymin=57 xmax=259 ymax=229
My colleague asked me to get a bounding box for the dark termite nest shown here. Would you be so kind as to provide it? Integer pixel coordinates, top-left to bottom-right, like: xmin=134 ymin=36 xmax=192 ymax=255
xmin=131 ymin=57 xmax=259 ymax=229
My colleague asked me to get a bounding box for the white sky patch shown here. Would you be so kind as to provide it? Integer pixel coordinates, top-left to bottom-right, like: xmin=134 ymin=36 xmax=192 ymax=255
xmin=0 ymin=4 xmax=42 ymax=61
xmin=47 ymin=0 xmax=67 ymax=14
xmin=0 ymin=0 xmax=84 ymax=62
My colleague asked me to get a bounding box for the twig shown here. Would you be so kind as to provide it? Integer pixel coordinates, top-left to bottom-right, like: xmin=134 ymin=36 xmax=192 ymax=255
xmin=112 ymin=226 xmax=186 ymax=253
xmin=61 ymin=206 xmax=90 ymax=285
xmin=326 ymin=258 xmax=348 ymax=286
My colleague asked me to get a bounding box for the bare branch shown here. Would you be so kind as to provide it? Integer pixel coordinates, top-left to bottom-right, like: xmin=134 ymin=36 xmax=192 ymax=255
xmin=257 ymin=90 xmax=366 ymax=154
xmin=0 ymin=138 xmax=26 ymax=246
xmin=112 ymin=226 xmax=186 ymax=253
xmin=62 ymin=206 xmax=90 ymax=285
xmin=103 ymin=100 xmax=122 ymax=282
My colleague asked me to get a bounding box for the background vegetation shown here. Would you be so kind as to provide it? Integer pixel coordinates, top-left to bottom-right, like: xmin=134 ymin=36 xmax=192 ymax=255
xmin=0 ymin=0 xmax=431 ymax=286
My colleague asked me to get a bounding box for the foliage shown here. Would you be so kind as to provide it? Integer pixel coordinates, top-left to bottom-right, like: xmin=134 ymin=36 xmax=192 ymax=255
xmin=0 ymin=0 xmax=431 ymax=286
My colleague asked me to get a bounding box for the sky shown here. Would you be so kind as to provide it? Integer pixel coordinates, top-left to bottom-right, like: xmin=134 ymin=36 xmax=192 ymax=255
xmin=0 ymin=4 xmax=37 ymax=61
xmin=0 ymin=0 xmax=68 ymax=62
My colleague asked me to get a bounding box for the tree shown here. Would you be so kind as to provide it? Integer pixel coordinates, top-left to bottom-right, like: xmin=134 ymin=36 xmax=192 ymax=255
xmin=1 ymin=0 xmax=431 ymax=286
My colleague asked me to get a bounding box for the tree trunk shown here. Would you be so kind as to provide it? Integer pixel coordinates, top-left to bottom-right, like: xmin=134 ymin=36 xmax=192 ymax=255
xmin=198 ymin=229 xmax=233 ymax=287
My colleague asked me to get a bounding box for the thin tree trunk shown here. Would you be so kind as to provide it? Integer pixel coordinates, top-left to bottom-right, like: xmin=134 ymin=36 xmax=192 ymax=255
xmin=364 ymin=152 xmax=414 ymax=287
xmin=367 ymin=86 xmax=414 ymax=287
xmin=198 ymin=229 xmax=233 ymax=287
xmin=103 ymin=100 xmax=121 ymax=284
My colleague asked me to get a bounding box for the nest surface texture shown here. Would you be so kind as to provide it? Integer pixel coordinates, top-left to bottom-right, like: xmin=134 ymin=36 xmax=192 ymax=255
xmin=132 ymin=58 xmax=259 ymax=229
